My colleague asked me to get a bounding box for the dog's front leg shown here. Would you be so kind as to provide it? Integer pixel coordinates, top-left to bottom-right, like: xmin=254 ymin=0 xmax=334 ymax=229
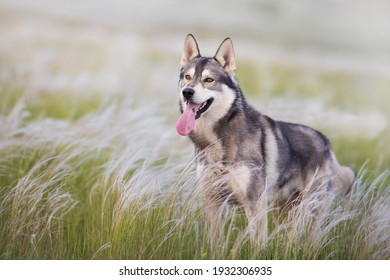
xmin=197 ymin=162 xmax=229 ymax=243
xmin=202 ymin=196 xmax=224 ymax=241
xmin=243 ymin=194 xmax=269 ymax=248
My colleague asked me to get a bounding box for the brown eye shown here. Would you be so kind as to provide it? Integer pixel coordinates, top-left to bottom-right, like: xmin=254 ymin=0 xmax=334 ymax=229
xmin=205 ymin=77 xmax=214 ymax=83
xmin=185 ymin=74 xmax=191 ymax=80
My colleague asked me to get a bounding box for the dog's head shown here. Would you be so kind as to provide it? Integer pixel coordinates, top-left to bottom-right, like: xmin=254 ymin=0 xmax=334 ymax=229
xmin=176 ymin=34 xmax=238 ymax=136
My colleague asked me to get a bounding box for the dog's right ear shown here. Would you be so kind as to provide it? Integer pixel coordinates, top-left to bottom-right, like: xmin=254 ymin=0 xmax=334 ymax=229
xmin=181 ymin=34 xmax=200 ymax=67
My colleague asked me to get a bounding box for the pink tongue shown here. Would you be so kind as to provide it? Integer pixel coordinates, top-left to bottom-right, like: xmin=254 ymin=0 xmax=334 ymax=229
xmin=176 ymin=103 xmax=201 ymax=136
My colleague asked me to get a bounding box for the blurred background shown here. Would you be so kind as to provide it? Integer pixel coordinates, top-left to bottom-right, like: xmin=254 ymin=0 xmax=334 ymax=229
xmin=1 ymin=0 xmax=389 ymax=169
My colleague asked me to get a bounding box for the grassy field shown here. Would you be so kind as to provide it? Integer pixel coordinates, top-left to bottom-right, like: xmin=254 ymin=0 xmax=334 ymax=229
xmin=0 ymin=0 xmax=389 ymax=259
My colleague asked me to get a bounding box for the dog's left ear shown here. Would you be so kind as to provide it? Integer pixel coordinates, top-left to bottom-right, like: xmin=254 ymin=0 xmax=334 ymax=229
xmin=214 ymin=37 xmax=236 ymax=77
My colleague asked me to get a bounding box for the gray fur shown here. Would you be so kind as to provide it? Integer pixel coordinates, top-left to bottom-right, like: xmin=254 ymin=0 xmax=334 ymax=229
xmin=177 ymin=34 xmax=355 ymax=244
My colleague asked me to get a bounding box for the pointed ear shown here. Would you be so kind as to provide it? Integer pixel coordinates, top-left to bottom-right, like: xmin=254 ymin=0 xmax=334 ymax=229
xmin=214 ymin=37 xmax=236 ymax=76
xmin=181 ymin=34 xmax=200 ymax=67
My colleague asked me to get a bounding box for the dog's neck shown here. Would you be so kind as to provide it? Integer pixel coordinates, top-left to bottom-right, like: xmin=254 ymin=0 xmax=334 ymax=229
xmin=190 ymin=91 xmax=260 ymax=164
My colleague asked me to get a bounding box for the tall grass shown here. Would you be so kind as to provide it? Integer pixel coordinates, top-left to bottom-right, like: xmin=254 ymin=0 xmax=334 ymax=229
xmin=0 ymin=91 xmax=389 ymax=260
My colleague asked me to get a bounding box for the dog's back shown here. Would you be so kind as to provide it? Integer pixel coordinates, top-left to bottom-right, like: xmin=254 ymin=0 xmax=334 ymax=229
xmin=259 ymin=115 xmax=355 ymax=203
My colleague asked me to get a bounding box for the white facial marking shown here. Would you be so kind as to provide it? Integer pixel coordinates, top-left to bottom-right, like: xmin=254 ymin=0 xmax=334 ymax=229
xmin=191 ymin=85 xmax=214 ymax=104
xmin=201 ymin=69 xmax=210 ymax=80
xmin=182 ymin=67 xmax=195 ymax=87
xmin=207 ymin=85 xmax=235 ymax=121
xmin=187 ymin=67 xmax=195 ymax=78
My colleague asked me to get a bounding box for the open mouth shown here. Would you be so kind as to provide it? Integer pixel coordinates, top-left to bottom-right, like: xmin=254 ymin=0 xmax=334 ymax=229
xmin=176 ymin=98 xmax=214 ymax=136
xmin=192 ymin=98 xmax=214 ymax=119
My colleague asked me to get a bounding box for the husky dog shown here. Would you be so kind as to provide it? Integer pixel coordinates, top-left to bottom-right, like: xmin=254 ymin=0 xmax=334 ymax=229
xmin=176 ymin=34 xmax=355 ymax=243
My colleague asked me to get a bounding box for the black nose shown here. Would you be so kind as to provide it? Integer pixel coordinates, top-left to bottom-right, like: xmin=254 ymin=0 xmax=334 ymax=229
xmin=182 ymin=87 xmax=195 ymax=100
